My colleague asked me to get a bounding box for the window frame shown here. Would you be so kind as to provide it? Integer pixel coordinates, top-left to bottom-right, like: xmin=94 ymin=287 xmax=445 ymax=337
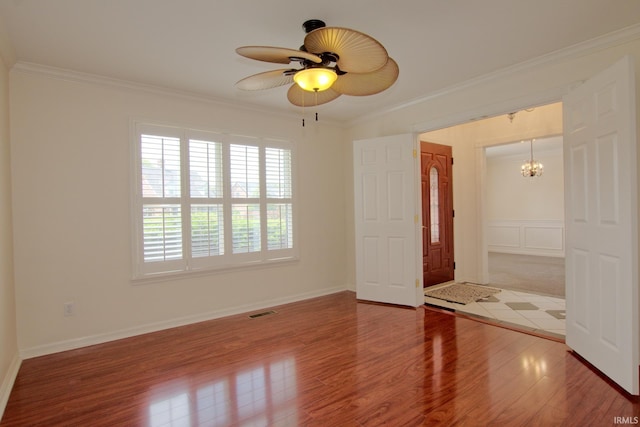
xmin=131 ymin=122 xmax=298 ymax=280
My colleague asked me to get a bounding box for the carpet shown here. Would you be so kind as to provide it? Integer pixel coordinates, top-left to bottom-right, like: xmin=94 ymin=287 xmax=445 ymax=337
xmin=424 ymin=283 xmax=501 ymax=305
xmin=488 ymin=252 xmax=565 ymax=297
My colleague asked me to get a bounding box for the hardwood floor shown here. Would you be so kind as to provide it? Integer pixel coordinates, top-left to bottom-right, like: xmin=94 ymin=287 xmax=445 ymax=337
xmin=2 ymin=291 xmax=638 ymax=426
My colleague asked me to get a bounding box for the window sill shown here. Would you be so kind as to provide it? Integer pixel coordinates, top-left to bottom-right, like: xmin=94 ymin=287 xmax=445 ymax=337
xmin=130 ymin=256 xmax=300 ymax=286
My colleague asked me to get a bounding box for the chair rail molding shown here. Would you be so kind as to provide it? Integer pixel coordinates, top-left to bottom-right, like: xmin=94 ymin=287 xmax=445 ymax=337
xmin=487 ymin=219 xmax=564 ymax=257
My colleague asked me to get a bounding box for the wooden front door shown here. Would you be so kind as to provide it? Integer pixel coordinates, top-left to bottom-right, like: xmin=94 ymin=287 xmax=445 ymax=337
xmin=421 ymin=141 xmax=454 ymax=287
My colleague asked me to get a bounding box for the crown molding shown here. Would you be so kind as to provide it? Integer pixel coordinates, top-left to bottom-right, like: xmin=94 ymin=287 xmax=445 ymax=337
xmin=10 ymin=61 xmax=277 ymax=113
xmin=350 ymin=23 xmax=640 ymax=127
xmin=10 ymin=22 xmax=640 ymax=130
xmin=10 ymin=62 xmax=346 ymax=128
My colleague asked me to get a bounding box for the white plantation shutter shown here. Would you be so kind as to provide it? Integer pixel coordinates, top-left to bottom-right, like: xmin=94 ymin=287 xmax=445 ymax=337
xmin=139 ymin=133 xmax=184 ymax=273
xmin=230 ymin=144 xmax=260 ymax=198
xmin=189 ymin=140 xmax=223 ymax=198
xmin=267 ymin=203 xmax=293 ymax=250
xmin=143 ymin=204 xmax=182 ymax=261
xmin=133 ymin=123 xmax=296 ymax=278
xmin=190 ymin=204 xmax=224 ymax=257
xmin=265 ymin=147 xmax=293 ymax=251
xmin=189 ymin=139 xmax=225 ymax=260
xmin=265 ymin=147 xmax=292 ymax=198
xmin=232 ymin=203 xmax=261 ymax=253
xmin=230 ymin=144 xmax=261 ymax=255
xmin=141 ymin=134 xmax=181 ymax=198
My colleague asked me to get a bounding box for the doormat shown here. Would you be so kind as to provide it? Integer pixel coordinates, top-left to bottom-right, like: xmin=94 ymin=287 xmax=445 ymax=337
xmin=424 ymin=283 xmax=501 ymax=305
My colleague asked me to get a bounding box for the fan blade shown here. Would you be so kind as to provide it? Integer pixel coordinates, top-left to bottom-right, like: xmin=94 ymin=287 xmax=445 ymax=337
xmin=303 ymin=27 xmax=388 ymax=73
xmin=235 ymin=69 xmax=295 ymax=90
xmin=287 ymin=84 xmax=341 ymax=107
xmin=332 ymin=58 xmax=399 ymax=96
xmin=236 ymin=46 xmax=322 ymax=64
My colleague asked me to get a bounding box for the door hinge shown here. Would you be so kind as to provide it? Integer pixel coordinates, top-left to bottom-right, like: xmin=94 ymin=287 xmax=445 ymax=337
xmin=451 ymin=157 xmax=454 ymax=165
xmin=452 ymin=209 xmax=455 ymax=218
xmin=413 ymin=149 xmax=417 ymax=159
xmin=416 ymin=279 xmax=420 ymax=288
xmin=453 ymin=262 xmax=456 ymax=270
xmin=414 ymin=214 xmax=419 ymax=224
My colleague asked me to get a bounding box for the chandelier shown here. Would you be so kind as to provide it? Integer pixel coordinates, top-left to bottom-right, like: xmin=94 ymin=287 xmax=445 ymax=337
xmin=521 ymin=139 xmax=544 ymax=178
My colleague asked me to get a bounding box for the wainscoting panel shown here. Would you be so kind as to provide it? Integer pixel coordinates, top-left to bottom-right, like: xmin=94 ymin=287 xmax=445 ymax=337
xmin=488 ymin=220 xmax=565 ymax=257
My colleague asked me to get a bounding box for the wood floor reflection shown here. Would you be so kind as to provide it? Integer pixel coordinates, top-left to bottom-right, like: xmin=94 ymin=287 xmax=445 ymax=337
xmin=2 ymin=291 xmax=638 ymax=426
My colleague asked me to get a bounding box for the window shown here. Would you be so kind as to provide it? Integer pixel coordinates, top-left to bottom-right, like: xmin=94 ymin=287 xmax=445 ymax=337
xmin=429 ymin=166 xmax=440 ymax=244
xmin=132 ymin=123 xmax=296 ymax=278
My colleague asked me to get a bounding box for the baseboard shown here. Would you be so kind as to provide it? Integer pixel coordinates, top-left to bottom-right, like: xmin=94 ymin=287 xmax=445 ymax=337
xmin=19 ymin=286 xmax=346 ymax=360
xmin=0 ymin=353 xmax=21 ymax=420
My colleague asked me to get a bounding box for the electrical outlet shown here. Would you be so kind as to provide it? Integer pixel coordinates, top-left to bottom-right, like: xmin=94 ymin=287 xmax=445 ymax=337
xmin=63 ymin=302 xmax=75 ymax=317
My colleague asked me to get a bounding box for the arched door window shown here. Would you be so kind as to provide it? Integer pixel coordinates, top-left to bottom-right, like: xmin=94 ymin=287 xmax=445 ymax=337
xmin=429 ymin=166 xmax=440 ymax=243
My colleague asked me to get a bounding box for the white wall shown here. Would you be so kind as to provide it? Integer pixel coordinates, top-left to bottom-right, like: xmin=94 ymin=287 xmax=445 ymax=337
xmin=345 ymin=34 xmax=640 ymax=287
xmin=0 ymin=52 xmax=18 ymax=415
xmin=10 ymin=67 xmax=349 ymax=356
xmin=486 ymin=147 xmax=564 ymax=221
xmin=486 ymin=146 xmax=565 ymax=256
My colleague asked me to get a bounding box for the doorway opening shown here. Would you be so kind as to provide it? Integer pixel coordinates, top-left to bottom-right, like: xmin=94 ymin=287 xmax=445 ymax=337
xmin=485 ymin=135 xmax=565 ymax=299
xmin=420 ymin=102 xmax=566 ymax=338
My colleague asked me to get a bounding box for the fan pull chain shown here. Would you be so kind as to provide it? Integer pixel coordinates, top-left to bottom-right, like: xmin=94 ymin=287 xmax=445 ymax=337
xmin=313 ymin=89 xmax=318 ymax=122
xmin=299 ymin=90 xmax=321 ymax=127
xmin=301 ymin=91 xmax=306 ymax=127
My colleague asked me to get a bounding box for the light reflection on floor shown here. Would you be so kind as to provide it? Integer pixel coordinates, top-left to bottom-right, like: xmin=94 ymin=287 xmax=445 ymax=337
xmin=146 ymin=356 xmax=297 ymax=426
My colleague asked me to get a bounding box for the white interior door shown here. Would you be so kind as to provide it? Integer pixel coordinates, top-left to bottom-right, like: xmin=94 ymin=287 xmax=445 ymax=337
xmin=353 ymin=134 xmax=422 ymax=307
xmin=563 ymin=55 xmax=639 ymax=395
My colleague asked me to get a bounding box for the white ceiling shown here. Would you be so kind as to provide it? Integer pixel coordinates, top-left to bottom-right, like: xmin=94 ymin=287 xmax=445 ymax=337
xmin=1 ymin=0 xmax=640 ymax=124
xmin=485 ymin=135 xmax=563 ymax=158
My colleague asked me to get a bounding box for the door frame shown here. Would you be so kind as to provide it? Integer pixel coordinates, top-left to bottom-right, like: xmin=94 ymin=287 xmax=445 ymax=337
xmin=420 ymin=141 xmax=455 ymax=287
xmin=412 ymin=91 xmax=565 ymax=286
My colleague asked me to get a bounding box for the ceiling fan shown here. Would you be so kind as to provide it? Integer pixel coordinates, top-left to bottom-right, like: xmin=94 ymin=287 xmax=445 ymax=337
xmin=235 ymin=19 xmax=399 ymax=108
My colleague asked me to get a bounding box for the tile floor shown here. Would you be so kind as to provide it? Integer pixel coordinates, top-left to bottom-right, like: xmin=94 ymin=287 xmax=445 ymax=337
xmin=424 ymin=283 xmax=566 ymax=340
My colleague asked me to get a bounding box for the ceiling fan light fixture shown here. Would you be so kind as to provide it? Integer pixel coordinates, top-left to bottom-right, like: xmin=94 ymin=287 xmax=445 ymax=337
xmin=235 ymin=19 xmax=397 ymax=111
xmin=293 ymin=68 xmax=337 ymax=92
